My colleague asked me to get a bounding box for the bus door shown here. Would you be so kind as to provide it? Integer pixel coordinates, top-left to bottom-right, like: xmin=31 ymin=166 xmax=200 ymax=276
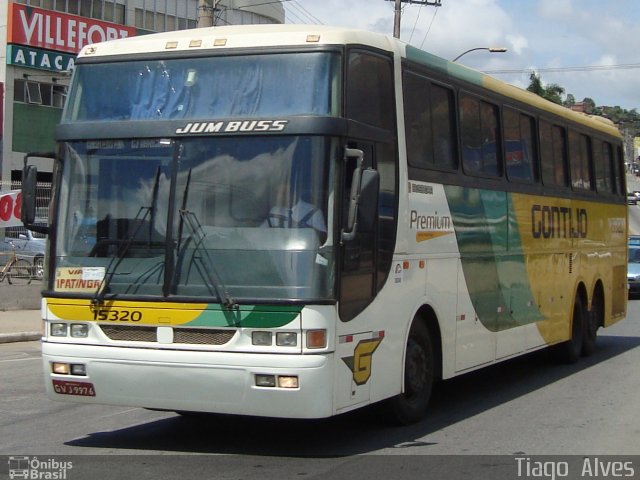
xmin=336 ymin=141 xmax=378 ymax=412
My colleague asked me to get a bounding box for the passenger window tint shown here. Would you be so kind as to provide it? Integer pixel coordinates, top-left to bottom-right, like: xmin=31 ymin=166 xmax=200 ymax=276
xmin=504 ymin=107 xmax=537 ymax=182
xmin=402 ymin=71 xmax=456 ymax=170
xmin=459 ymin=94 xmax=501 ymax=177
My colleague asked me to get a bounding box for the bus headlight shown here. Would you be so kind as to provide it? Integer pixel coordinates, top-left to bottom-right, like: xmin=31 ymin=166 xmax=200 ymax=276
xmin=51 ymin=323 xmax=68 ymax=337
xmin=276 ymin=332 xmax=297 ymax=347
xmin=252 ymin=331 xmax=272 ymax=346
xmin=70 ymin=324 xmax=89 ymax=338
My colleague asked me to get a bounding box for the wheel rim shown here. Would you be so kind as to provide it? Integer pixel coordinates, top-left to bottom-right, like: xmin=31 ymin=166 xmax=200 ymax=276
xmin=34 ymin=258 xmax=44 ymax=280
xmin=405 ymin=337 xmax=428 ymax=398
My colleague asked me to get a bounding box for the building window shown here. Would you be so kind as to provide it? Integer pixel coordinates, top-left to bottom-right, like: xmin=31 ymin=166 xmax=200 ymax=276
xmin=22 ymin=0 xmax=127 ymax=23
xmin=14 ymin=79 xmax=67 ymax=109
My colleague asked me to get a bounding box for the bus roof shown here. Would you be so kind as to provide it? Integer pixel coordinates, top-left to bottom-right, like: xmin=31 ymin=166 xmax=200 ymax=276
xmin=78 ymin=24 xmax=620 ymax=139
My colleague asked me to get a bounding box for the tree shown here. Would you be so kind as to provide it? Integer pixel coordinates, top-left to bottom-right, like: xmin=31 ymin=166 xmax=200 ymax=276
xmin=526 ymin=72 xmax=565 ymax=105
xmin=582 ymin=97 xmax=596 ymax=114
xmin=563 ymin=94 xmax=576 ymax=108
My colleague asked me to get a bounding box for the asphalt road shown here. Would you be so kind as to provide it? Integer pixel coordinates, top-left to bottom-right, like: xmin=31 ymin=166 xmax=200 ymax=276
xmin=2 ymin=301 xmax=639 ymax=479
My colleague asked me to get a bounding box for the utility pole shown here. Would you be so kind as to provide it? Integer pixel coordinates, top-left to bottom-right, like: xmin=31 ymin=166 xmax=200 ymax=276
xmin=389 ymin=0 xmax=442 ymax=39
xmin=197 ymin=0 xmax=218 ymax=28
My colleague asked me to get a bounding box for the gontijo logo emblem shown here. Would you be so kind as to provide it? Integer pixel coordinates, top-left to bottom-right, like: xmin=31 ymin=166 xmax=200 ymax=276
xmin=341 ymin=332 xmax=384 ymax=385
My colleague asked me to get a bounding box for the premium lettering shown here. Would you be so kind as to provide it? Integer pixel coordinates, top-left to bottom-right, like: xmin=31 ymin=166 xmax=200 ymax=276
xmin=410 ymin=210 xmax=451 ymax=230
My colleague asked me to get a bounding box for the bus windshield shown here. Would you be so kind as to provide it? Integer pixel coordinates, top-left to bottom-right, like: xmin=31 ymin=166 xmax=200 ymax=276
xmin=62 ymin=52 xmax=341 ymax=122
xmin=55 ymin=136 xmax=335 ymax=302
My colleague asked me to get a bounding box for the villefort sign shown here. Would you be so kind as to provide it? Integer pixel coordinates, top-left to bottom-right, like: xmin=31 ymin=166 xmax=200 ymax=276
xmin=7 ymin=3 xmax=136 ymax=55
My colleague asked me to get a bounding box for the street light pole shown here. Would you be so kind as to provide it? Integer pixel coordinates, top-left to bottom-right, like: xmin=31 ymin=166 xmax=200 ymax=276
xmin=452 ymin=46 xmax=507 ymax=62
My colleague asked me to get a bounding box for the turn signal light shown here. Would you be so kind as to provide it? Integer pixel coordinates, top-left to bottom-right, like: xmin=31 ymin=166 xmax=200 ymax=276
xmin=306 ymin=329 xmax=327 ymax=349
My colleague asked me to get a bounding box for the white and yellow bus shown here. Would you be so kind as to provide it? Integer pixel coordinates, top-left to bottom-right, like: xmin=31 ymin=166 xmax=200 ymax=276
xmin=22 ymin=25 xmax=627 ymax=424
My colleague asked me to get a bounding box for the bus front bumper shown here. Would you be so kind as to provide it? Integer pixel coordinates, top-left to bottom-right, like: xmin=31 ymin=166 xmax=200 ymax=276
xmin=42 ymin=342 xmax=335 ymax=419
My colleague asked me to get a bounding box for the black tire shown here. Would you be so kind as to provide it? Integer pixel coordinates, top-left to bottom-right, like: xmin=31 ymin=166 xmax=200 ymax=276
xmin=387 ymin=320 xmax=434 ymax=425
xmin=550 ymin=294 xmax=584 ymax=363
xmin=33 ymin=256 xmax=44 ymax=281
xmin=582 ymin=293 xmax=602 ymax=357
xmin=7 ymin=259 xmax=33 ymax=285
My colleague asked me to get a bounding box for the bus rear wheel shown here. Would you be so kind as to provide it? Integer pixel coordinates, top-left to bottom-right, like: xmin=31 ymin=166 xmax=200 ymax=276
xmin=387 ymin=320 xmax=434 ymax=425
xmin=582 ymin=293 xmax=602 ymax=357
xmin=551 ymin=294 xmax=584 ymax=363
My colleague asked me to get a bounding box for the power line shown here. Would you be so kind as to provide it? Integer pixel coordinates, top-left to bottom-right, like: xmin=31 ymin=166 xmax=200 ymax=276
xmin=288 ymin=1 xmax=324 ymax=24
xmin=419 ymin=5 xmax=439 ymax=48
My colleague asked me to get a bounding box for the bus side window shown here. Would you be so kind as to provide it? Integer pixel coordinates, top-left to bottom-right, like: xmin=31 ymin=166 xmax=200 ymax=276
xmin=594 ymin=140 xmax=613 ymax=194
xmin=346 ymin=50 xmax=395 ymax=131
xmin=541 ymin=121 xmax=568 ymax=188
xmin=402 ymin=70 xmax=456 ymax=171
xmin=504 ymin=107 xmax=537 ymax=182
xmin=614 ymin=145 xmax=625 ymax=196
xmin=569 ymin=130 xmax=593 ymax=190
xmin=459 ymin=93 xmax=501 ymax=177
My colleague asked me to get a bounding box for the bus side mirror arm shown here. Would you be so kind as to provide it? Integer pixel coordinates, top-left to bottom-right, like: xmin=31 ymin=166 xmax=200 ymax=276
xmin=21 ymin=152 xmax=56 ymax=234
xmin=341 ymin=148 xmax=379 ymax=244
xmin=341 ymin=148 xmax=364 ymax=243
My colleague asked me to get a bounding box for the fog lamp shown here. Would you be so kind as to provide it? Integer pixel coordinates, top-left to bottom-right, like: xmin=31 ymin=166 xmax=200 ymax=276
xmin=70 ymin=364 xmax=87 ymax=376
xmin=255 ymin=374 xmax=276 ymax=387
xmin=277 ymin=376 xmax=299 ymax=389
xmin=52 ymin=362 xmax=70 ymax=375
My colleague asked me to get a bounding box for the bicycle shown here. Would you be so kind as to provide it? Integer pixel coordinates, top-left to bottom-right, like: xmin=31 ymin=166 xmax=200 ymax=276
xmin=0 ymin=244 xmax=33 ymax=285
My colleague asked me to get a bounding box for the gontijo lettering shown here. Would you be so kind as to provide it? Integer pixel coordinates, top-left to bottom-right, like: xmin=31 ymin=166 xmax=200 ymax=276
xmin=531 ymin=204 xmax=587 ymax=239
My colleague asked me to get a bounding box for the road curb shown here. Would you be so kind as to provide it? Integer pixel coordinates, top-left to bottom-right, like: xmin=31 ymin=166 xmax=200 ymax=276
xmin=0 ymin=332 xmax=42 ymax=344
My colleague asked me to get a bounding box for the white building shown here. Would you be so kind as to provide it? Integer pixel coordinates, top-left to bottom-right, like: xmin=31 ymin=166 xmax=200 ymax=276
xmin=0 ymin=0 xmax=284 ymax=183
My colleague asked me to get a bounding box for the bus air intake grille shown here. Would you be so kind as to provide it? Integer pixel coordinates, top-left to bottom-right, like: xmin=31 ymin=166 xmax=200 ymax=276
xmin=173 ymin=328 xmax=235 ymax=345
xmin=100 ymin=325 xmax=157 ymax=342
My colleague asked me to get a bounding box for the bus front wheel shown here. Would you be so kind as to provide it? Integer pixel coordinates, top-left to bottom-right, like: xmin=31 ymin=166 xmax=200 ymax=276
xmin=387 ymin=320 xmax=434 ymax=425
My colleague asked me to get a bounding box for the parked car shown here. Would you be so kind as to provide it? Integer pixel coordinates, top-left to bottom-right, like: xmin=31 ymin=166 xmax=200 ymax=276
xmin=628 ymin=242 xmax=640 ymax=299
xmin=628 ymin=193 xmax=638 ymax=205
xmin=0 ymin=226 xmax=46 ymax=280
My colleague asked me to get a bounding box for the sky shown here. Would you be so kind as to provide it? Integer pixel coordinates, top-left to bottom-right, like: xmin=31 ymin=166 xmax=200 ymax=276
xmin=282 ymin=0 xmax=640 ymax=111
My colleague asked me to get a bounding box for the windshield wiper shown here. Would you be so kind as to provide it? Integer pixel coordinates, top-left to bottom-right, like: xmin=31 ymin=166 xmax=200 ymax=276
xmin=173 ymin=169 xmax=237 ymax=310
xmin=91 ymin=166 xmax=162 ymax=306
xmin=91 ymin=206 xmax=152 ymax=306
xmin=177 ymin=209 xmax=238 ymax=310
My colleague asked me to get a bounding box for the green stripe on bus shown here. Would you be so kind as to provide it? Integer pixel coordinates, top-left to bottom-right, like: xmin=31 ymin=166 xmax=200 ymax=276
xmin=185 ymin=304 xmax=302 ymax=328
xmin=405 ymin=45 xmax=485 ymax=87
xmin=444 ymin=186 xmax=544 ymax=331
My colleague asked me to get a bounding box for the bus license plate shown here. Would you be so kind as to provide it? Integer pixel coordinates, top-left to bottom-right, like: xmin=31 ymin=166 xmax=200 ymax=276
xmin=52 ymin=380 xmax=96 ymax=397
